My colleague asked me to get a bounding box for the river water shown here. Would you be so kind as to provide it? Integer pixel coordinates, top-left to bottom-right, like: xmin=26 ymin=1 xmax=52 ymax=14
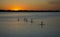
xmin=0 ymin=12 xmax=60 ymax=37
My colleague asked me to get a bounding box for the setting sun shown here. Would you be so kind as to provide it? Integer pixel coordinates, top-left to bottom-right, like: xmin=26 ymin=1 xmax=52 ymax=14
xmin=7 ymin=5 xmax=25 ymax=10
xmin=10 ymin=7 xmax=22 ymax=11
xmin=13 ymin=9 xmax=19 ymax=11
xmin=11 ymin=8 xmax=20 ymax=11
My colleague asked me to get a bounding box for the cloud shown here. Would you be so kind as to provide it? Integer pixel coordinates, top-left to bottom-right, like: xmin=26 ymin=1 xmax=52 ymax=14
xmin=48 ymin=0 xmax=60 ymax=10
xmin=49 ymin=0 xmax=60 ymax=5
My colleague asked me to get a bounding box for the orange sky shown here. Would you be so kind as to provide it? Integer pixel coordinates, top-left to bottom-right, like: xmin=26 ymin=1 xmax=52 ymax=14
xmin=0 ymin=0 xmax=60 ymax=10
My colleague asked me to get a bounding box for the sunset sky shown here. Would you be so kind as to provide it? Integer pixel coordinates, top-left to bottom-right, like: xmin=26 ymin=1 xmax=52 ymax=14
xmin=0 ymin=0 xmax=60 ymax=10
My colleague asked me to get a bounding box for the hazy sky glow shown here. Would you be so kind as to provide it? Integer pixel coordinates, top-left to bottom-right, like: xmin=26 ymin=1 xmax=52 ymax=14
xmin=0 ymin=0 xmax=60 ymax=10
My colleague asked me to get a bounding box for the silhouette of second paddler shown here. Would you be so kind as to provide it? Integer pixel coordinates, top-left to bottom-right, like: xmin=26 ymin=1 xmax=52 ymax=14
xmin=31 ymin=19 xmax=33 ymax=23
xmin=18 ymin=17 xmax=19 ymax=22
xmin=24 ymin=18 xmax=28 ymax=22
xmin=39 ymin=21 xmax=45 ymax=28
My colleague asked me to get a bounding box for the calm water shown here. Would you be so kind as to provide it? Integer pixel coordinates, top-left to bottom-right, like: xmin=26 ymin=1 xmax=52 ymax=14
xmin=0 ymin=12 xmax=60 ymax=37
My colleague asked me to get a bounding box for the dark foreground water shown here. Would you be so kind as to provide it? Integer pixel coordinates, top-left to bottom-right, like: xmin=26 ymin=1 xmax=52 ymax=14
xmin=0 ymin=12 xmax=60 ymax=37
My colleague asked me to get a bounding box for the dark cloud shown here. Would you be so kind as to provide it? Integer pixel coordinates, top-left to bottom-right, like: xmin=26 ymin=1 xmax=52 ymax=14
xmin=49 ymin=0 xmax=60 ymax=5
xmin=48 ymin=0 xmax=60 ymax=10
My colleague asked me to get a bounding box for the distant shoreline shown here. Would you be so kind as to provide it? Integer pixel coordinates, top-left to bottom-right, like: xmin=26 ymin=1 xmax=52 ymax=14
xmin=0 ymin=10 xmax=60 ymax=12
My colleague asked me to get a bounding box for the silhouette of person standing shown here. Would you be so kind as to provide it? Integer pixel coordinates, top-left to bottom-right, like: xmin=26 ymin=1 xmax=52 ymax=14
xmin=18 ymin=17 xmax=19 ymax=22
xmin=40 ymin=21 xmax=44 ymax=28
xmin=24 ymin=18 xmax=28 ymax=22
xmin=31 ymin=19 xmax=33 ymax=23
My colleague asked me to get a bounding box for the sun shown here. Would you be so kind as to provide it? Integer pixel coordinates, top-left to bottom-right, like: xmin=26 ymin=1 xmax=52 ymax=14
xmin=6 ymin=5 xmax=27 ymax=10
xmin=11 ymin=7 xmax=21 ymax=11
xmin=12 ymin=9 xmax=19 ymax=11
xmin=8 ymin=6 xmax=23 ymax=11
xmin=14 ymin=9 xmax=19 ymax=10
